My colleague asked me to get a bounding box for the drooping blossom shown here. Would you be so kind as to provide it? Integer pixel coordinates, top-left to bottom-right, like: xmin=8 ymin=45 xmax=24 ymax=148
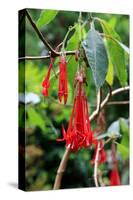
xmin=110 ymin=168 xmax=121 ymax=186
xmin=42 ymin=58 xmax=54 ymax=96
xmin=91 ymin=140 xmax=106 ymax=165
xmin=58 ymin=54 xmax=68 ymax=104
xmin=57 ymin=70 xmax=93 ymax=151
xmin=110 ymin=144 xmax=121 ymax=186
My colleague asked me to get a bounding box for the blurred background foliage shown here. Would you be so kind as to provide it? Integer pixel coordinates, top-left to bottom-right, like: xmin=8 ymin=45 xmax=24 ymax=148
xmin=19 ymin=9 xmax=129 ymax=191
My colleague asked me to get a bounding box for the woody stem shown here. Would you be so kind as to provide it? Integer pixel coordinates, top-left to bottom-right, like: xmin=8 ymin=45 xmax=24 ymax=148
xmin=90 ymin=86 xmax=129 ymax=121
xmin=94 ymin=141 xmax=101 ymax=187
xmin=53 ymin=145 xmax=71 ymax=190
xmin=19 ymin=10 xmax=76 ymax=61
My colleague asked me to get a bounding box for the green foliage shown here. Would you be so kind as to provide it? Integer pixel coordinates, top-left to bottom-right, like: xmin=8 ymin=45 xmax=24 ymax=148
xmin=37 ymin=10 xmax=58 ymax=28
xmin=82 ymin=26 xmax=108 ymax=89
xmin=106 ymin=60 xmax=114 ymax=86
xmin=117 ymin=118 xmax=129 ymax=159
xmin=27 ymin=106 xmax=45 ymax=132
xmin=25 ymin=61 xmax=45 ymax=95
xmin=117 ymin=143 xmax=129 ymax=160
xmin=114 ymin=40 xmax=129 ymax=54
xmin=98 ymin=18 xmax=127 ymax=86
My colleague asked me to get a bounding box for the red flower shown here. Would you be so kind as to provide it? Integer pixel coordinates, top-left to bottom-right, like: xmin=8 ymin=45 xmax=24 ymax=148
xmin=110 ymin=168 xmax=121 ymax=186
xmin=57 ymin=71 xmax=93 ymax=151
xmin=58 ymin=55 xmax=68 ymax=104
xmin=42 ymin=58 xmax=54 ymax=96
xmin=109 ymin=144 xmax=121 ymax=186
xmin=91 ymin=140 xmax=106 ymax=165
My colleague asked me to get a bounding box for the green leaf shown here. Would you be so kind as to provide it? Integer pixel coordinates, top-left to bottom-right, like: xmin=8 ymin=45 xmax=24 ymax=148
xmin=107 ymin=120 xmax=121 ymax=138
xmin=27 ymin=106 xmax=45 ymax=131
xmin=114 ymin=39 xmax=129 ymax=54
xmin=37 ymin=10 xmax=58 ymax=28
xmin=119 ymin=118 xmax=129 ymax=150
xmin=97 ymin=120 xmax=121 ymax=140
xmin=120 ymin=118 xmax=129 ymax=135
xmin=82 ymin=28 xmax=108 ymax=89
xmin=97 ymin=118 xmax=128 ymax=140
xmin=117 ymin=142 xmax=129 ymax=160
xmin=106 ymin=60 xmax=114 ymax=86
xmin=25 ymin=61 xmax=45 ymax=95
xmin=98 ymin=18 xmax=127 ymax=86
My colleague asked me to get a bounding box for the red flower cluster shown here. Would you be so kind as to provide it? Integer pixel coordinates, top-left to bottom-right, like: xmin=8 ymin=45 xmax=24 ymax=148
xmin=58 ymin=55 xmax=68 ymax=104
xmin=57 ymin=71 xmax=93 ymax=151
xmin=42 ymin=58 xmax=54 ymax=96
xmin=91 ymin=140 xmax=106 ymax=165
xmin=42 ymin=54 xmax=68 ymax=104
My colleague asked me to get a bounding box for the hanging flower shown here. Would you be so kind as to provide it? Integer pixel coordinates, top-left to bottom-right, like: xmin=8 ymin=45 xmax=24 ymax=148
xmin=109 ymin=144 xmax=121 ymax=186
xmin=58 ymin=54 xmax=68 ymax=104
xmin=57 ymin=70 xmax=93 ymax=151
xmin=42 ymin=58 xmax=54 ymax=96
xmin=110 ymin=168 xmax=121 ymax=186
xmin=91 ymin=140 xmax=106 ymax=165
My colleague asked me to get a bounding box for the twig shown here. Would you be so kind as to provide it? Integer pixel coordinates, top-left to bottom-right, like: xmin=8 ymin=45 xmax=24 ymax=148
xmin=53 ymin=86 xmax=129 ymax=189
xmin=19 ymin=55 xmax=51 ymax=61
xmin=90 ymin=84 xmax=112 ymax=121
xmin=94 ymin=141 xmax=100 ymax=187
xmin=18 ymin=10 xmax=76 ymax=61
xmin=25 ymin=10 xmax=57 ymax=56
xmin=107 ymin=100 xmax=129 ymax=105
xmin=103 ymin=138 xmax=112 ymax=146
xmin=93 ymin=135 xmax=111 ymax=187
xmin=19 ymin=50 xmax=76 ymax=61
xmin=96 ymin=89 xmax=102 ymax=115
xmin=53 ymin=145 xmax=71 ymax=190
xmin=98 ymin=171 xmax=105 ymax=187
xmin=90 ymin=86 xmax=129 ymax=121
xmin=61 ymin=25 xmax=76 ymax=51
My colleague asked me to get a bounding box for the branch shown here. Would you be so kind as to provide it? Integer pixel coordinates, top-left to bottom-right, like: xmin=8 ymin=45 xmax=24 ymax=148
xmin=53 ymin=145 xmax=71 ymax=190
xmin=89 ymin=84 xmax=112 ymax=121
xmin=107 ymin=100 xmax=129 ymax=105
xmin=19 ymin=50 xmax=76 ymax=61
xmin=95 ymin=88 xmax=102 ymax=117
xmin=18 ymin=10 xmax=76 ymax=61
xmin=90 ymin=86 xmax=129 ymax=121
xmin=94 ymin=141 xmax=100 ymax=187
xmin=19 ymin=55 xmax=50 ymax=61
xmin=25 ymin=10 xmax=57 ymax=56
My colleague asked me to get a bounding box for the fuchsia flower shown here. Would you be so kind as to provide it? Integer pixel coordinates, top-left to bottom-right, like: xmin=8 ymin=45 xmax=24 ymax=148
xmin=110 ymin=168 xmax=121 ymax=186
xmin=110 ymin=144 xmax=121 ymax=186
xmin=42 ymin=58 xmax=54 ymax=96
xmin=58 ymin=54 xmax=68 ymax=104
xmin=57 ymin=71 xmax=93 ymax=151
xmin=91 ymin=140 xmax=106 ymax=165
